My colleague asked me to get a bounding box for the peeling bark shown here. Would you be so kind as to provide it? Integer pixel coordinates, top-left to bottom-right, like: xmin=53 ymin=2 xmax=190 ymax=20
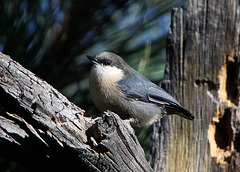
xmin=150 ymin=0 xmax=240 ymax=171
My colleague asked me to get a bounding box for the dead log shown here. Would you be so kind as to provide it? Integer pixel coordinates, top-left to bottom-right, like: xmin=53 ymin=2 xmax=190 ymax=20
xmin=150 ymin=1 xmax=240 ymax=171
xmin=0 ymin=52 xmax=152 ymax=172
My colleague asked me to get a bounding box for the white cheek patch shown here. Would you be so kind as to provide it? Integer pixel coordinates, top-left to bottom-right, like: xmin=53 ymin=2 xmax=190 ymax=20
xmin=94 ymin=64 xmax=124 ymax=85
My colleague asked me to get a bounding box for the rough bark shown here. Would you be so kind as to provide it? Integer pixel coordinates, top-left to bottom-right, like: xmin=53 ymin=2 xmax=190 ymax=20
xmin=150 ymin=0 xmax=240 ymax=171
xmin=0 ymin=52 xmax=152 ymax=172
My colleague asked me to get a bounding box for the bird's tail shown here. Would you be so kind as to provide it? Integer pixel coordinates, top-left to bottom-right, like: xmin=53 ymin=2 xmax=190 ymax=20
xmin=166 ymin=105 xmax=195 ymax=120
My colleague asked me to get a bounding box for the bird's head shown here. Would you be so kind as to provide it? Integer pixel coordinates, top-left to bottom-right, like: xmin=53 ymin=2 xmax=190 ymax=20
xmin=87 ymin=52 xmax=135 ymax=79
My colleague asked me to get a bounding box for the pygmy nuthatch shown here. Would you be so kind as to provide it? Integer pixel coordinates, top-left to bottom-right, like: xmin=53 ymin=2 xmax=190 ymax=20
xmin=87 ymin=52 xmax=194 ymax=126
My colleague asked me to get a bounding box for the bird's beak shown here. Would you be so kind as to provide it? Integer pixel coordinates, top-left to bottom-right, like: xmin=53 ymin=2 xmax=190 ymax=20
xmin=87 ymin=55 xmax=98 ymax=65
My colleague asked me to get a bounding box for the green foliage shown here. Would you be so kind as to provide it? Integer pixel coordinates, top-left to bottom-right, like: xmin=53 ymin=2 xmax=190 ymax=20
xmin=0 ymin=0 xmax=186 ymax=169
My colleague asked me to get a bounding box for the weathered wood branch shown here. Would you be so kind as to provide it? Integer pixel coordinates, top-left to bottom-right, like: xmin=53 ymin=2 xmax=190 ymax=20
xmin=150 ymin=0 xmax=240 ymax=171
xmin=0 ymin=52 xmax=152 ymax=171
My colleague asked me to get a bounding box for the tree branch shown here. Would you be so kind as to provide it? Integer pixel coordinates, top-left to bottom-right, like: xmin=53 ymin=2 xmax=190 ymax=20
xmin=0 ymin=52 xmax=152 ymax=171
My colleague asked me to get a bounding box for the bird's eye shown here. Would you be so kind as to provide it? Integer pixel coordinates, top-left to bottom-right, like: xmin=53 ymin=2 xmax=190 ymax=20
xmin=102 ymin=59 xmax=112 ymax=66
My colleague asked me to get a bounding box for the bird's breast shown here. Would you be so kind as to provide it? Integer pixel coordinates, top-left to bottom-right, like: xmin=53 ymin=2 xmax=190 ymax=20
xmin=89 ymin=65 xmax=124 ymax=110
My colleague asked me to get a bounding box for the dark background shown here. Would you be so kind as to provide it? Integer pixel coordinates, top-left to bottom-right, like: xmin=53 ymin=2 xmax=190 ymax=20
xmin=0 ymin=0 xmax=186 ymax=171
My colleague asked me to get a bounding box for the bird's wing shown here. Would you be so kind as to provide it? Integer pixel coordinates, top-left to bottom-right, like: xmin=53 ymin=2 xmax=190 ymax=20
xmin=117 ymin=72 xmax=179 ymax=105
xmin=117 ymin=72 xmax=194 ymax=120
xmin=147 ymin=87 xmax=194 ymax=120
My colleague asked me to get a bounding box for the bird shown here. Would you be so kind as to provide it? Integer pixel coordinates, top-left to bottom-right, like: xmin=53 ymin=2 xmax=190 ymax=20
xmin=87 ymin=52 xmax=194 ymax=126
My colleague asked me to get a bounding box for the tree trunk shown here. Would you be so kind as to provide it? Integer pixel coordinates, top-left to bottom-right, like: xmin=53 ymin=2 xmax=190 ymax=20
xmin=0 ymin=52 xmax=152 ymax=171
xmin=150 ymin=0 xmax=240 ymax=172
